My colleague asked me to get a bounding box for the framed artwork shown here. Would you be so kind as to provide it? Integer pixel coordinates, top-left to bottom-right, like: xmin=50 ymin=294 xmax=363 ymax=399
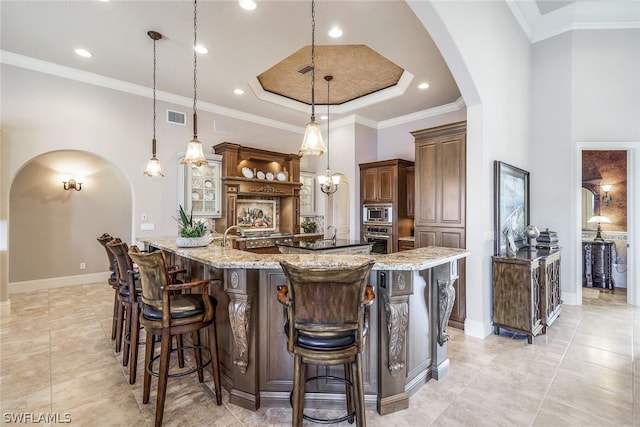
xmin=494 ymin=161 xmax=530 ymax=255
xmin=236 ymin=199 xmax=276 ymax=232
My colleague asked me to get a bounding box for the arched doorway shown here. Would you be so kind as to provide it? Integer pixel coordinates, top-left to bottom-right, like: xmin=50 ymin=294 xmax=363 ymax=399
xmin=9 ymin=150 xmax=132 ymax=291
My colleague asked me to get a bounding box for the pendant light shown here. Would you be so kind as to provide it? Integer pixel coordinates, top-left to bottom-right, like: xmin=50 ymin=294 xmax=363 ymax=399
xmin=298 ymin=0 xmax=327 ymax=157
xmin=181 ymin=0 xmax=208 ymax=166
xmin=143 ymin=30 xmax=165 ymax=177
xmin=318 ymin=75 xmax=340 ymax=195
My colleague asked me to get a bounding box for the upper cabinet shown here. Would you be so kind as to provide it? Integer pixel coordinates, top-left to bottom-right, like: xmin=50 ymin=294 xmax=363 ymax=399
xmin=360 ymin=159 xmax=413 ymax=207
xmin=177 ymin=153 xmax=223 ymax=218
xmin=406 ymin=166 xmax=415 ymax=218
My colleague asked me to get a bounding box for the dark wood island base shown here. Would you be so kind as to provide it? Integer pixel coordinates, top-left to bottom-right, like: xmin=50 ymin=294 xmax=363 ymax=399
xmin=140 ymin=237 xmax=469 ymax=415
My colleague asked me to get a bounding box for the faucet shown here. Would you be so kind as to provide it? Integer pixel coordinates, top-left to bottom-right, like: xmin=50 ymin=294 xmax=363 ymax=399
xmin=327 ymin=226 xmax=337 ymax=244
xmin=222 ymin=225 xmax=246 ymax=248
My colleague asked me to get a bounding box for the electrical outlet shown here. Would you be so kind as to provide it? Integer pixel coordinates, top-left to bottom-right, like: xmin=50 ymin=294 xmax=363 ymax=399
xmin=141 ymin=213 xmax=148 ymax=221
xmin=80 ymin=262 xmax=86 ymax=270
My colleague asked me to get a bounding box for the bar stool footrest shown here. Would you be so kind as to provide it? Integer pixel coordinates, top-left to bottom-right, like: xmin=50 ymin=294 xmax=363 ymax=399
xmin=289 ymin=375 xmax=356 ymax=425
xmin=147 ymin=345 xmax=212 ymax=379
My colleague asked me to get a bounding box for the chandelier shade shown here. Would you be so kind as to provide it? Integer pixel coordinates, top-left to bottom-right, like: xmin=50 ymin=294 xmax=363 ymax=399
xmin=181 ymin=0 xmax=209 ymax=166
xmin=143 ymin=30 xmax=165 ymax=177
xmin=298 ymin=0 xmax=327 ymax=157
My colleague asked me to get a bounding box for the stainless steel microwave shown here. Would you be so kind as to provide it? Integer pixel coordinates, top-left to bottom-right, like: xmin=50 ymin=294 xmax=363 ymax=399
xmin=363 ymin=204 xmax=392 ymax=224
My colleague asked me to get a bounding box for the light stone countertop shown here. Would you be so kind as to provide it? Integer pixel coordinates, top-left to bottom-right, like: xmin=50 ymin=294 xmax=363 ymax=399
xmin=139 ymin=236 xmax=469 ymax=271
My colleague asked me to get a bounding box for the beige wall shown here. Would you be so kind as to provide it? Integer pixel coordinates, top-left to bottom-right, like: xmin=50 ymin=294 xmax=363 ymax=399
xmin=9 ymin=150 xmax=131 ymax=283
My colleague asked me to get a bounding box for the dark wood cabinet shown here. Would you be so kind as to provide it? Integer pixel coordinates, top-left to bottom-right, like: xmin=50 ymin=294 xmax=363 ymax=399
xmin=582 ymin=240 xmax=614 ymax=289
xmin=398 ymin=239 xmax=414 ymax=251
xmin=412 ymin=122 xmax=466 ymax=329
xmin=406 ymin=166 xmax=415 ymax=218
xmin=492 ymin=248 xmax=562 ymax=343
xmin=359 ymin=159 xmax=414 ymax=253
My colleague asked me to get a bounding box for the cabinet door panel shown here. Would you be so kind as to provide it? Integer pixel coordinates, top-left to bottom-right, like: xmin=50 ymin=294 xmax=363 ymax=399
xmin=415 ymin=143 xmax=438 ymax=225
xmin=441 ymin=138 xmax=466 ymax=226
xmin=378 ymin=166 xmax=395 ymax=202
xmin=362 ymin=168 xmax=379 ymax=202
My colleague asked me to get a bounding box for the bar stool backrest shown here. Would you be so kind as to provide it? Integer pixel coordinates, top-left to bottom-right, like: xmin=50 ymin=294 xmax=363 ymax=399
xmin=128 ymin=249 xmax=169 ymax=310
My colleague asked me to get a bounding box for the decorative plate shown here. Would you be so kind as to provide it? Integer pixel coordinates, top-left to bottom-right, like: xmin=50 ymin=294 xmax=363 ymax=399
xmin=266 ymin=172 xmax=274 ymax=181
xmin=205 ymin=190 xmax=214 ymax=201
xmin=192 ymin=192 xmax=200 ymax=200
xmin=256 ymin=170 xmax=266 ymax=180
xmin=276 ymin=171 xmax=286 ymax=181
xmin=204 ymin=180 xmax=213 ymax=188
xmin=242 ymin=167 xmax=254 ymax=179
xmin=192 ymin=179 xmax=201 ymax=188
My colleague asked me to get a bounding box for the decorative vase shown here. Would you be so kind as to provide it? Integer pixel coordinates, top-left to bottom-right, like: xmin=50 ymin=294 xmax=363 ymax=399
xmin=524 ymin=225 xmax=540 ymax=250
xmin=176 ymin=236 xmax=212 ymax=248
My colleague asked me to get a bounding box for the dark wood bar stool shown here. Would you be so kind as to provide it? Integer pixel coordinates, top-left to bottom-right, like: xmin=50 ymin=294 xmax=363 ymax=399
xmin=277 ymin=260 xmax=375 ymax=427
xmin=129 ymin=248 xmax=222 ymax=427
xmin=96 ymin=233 xmax=119 ymax=341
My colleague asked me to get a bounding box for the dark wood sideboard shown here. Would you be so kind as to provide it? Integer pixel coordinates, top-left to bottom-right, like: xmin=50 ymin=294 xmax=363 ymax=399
xmin=582 ymin=240 xmax=614 ymax=289
xmin=492 ymin=248 xmax=562 ymax=344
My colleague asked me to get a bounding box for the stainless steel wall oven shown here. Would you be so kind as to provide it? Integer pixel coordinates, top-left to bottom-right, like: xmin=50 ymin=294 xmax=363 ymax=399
xmin=363 ymin=225 xmax=393 ymax=254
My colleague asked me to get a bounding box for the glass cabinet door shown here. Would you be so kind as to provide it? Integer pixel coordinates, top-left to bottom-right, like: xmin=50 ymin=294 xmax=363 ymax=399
xmin=177 ymin=153 xmax=223 ymax=218
xmin=300 ymin=172 xmax=316 ymax=216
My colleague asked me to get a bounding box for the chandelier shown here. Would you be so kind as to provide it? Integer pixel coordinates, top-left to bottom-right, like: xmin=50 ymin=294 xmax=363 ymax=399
xmin=143 ymin=30 xmax=165 ymax=177
xmin=318 ymin=75 xmax=340 ymax=195
xmin=298 ymin=0 xmax=327 ymax=157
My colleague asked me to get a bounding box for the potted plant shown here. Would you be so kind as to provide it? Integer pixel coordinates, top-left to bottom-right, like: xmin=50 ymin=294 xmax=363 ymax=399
xmin=175 ymin=205 xmax=211 ymax=247
xmin=301 ymin=218 xmax=318 ymax=234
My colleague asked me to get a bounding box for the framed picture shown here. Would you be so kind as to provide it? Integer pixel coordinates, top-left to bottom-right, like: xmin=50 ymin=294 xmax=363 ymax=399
xmin=494 ymin=161 xmax=530 ymax=255
xmin=236 ymin=199 xmax=276 ymax=232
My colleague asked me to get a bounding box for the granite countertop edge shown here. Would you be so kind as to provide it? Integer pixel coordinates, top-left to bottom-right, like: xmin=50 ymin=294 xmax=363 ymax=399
xmin=139 ymin=236 xmax=470 ymax=271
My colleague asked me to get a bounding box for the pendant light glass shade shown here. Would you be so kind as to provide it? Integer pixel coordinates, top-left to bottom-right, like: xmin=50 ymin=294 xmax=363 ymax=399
xmin=182 ymin=0 xmax=209 ymax=166
xmin=143 ymin=31 xmax=164 ymax=177
xmin=298 ymin=0 xmax=327 ymax=157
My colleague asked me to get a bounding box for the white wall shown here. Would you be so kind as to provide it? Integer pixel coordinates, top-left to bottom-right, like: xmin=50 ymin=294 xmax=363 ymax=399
xmin=531 ymin=29 xmax=640 ymax=305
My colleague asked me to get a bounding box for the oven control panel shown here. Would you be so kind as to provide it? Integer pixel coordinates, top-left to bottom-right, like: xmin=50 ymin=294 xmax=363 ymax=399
xmin=364 ymin=226 xmax=391 ymax=234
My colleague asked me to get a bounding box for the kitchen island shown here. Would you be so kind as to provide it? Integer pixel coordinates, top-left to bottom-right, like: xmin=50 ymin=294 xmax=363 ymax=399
xmin=139 ymin=236 xmax=469 ymax=415
xmin=277 ymin=238 xmax=372 ymax=254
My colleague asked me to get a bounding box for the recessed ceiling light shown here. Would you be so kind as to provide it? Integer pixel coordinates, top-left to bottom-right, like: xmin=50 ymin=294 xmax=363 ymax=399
xmin=74 ymin=48 xmax=93 ymax=58
xmin=239 ymin=0 xmax=257 ymax=11
xmin=320 ymin=115 xmax=328 ymax=120
xmin=194 ymin=44 xmax=208 ymax=54
xmin=418 ymin=82 xmax=430 ymax=90
xmin=328 ymin=27 xmax=343 ymax=38
xmin=234 ymin=88 xmax=245 ymax=95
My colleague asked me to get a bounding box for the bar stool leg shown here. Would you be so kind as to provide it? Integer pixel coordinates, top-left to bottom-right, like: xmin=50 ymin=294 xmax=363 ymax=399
xmin=344 ymin=363 xmax=355 ymax=424
xmin=192 ymin=330 xmax=204 ymax=383
xmin=143 ymin=333 xmax=155 ymax=404
xmin=114 ymin=299 xmax=125 ymax=353
xmin=292 ymin=355 xmax=305 ymax=427
xmin=122 ymin=303 xmax=132 ymax=367
xmin=111 ymin=292 xmax=118 ymax=340
xmin=155 ymin=329 xmax=172 ymax=427
xmin=128 ymin=303 xmax=140 ymax=384
xmin=207 ymin=319 xmax=222 ymax=405
xmin=354 ymin=354 xmax=366 ymax=427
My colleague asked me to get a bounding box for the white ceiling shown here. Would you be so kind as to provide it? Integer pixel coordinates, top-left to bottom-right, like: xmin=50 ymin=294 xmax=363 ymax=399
xmin=1 ymin=1 xmax=637 ymax=132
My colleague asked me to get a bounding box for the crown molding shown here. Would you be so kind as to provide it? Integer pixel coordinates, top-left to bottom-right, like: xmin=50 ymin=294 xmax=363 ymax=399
xmin=508 ymin=0 xmax=640 ymax=43
xmin=377 ymin=97 xmax=466 ymax=129
xmin=0 ymin=50 xmax=304 ymax=135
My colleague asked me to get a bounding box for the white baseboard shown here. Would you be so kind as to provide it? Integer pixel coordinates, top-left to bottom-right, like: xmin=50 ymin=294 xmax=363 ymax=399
xmin=562 ymin=291 xmax=579 ymax=305
xmin=9 ymin=272 xmax=109 ymax=293
xmin=0 ymin=298 xmax=11 ymax=315
xmin=463 ymin=318 xmax=493 ymax=338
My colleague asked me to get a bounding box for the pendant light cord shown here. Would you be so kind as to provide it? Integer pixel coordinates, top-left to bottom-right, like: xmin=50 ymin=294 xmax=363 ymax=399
xmin=152 ymin=35 xmax=157 ymax=154
xmin=310 ymin=0 xmax=316 ymax=121
xmin=193 ymin=0 xmax=198 ymax=137
xmin=326 ymin=76 xmax=330 ymax=170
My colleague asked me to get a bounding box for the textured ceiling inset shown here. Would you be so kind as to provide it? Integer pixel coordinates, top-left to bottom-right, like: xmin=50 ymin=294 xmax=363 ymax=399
xmin=257 ymin=45 xmax=404 ymax=106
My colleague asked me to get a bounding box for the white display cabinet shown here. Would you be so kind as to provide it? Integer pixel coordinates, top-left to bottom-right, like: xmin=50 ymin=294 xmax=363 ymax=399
xmin=177 ymin=153 xmax=223 ymax=218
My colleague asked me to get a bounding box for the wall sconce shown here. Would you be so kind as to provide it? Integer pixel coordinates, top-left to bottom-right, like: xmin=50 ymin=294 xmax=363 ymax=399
xmin=601 ymin=184 xmax=612 ymax=206
xmin=61 ymin=175 xmax=84 ymax=191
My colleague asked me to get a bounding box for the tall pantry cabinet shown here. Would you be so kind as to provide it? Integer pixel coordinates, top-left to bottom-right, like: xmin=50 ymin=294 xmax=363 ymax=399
xmin=411 ymin=121 xmax=467 ymax=329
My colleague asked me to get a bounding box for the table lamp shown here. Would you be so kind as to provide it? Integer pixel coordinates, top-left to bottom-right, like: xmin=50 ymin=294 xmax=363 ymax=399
xmin=587 ymin=215 xmax=611 ymax=242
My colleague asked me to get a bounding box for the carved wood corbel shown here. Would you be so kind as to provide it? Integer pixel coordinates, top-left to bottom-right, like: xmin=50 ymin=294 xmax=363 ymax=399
xmin=228 ymin=294 xmax=252 ymax=374
xmin=437 ymin=279 xmax=456 ymax=345
xmin=382 ymin=293 xmax=409 ymax=376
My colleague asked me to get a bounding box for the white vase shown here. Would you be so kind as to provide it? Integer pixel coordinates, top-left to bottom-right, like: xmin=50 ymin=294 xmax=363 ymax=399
xmin=176 ymin=236 xmax=211 ymax=248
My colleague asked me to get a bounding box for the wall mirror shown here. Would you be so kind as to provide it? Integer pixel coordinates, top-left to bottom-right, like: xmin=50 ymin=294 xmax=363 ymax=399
xmin=581 ymin=183 xmax=601 ymax=230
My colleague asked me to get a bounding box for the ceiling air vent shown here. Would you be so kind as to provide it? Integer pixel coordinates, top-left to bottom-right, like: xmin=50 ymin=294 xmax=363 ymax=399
xmin=167 ymin=110 xmax=186 ymax=126
xmin=297 ymin=65 xmax=314 ymax=75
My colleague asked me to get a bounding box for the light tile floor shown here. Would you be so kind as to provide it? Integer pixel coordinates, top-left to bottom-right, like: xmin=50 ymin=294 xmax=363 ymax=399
xmin=1 ymin=283 xmax=638 ymax=426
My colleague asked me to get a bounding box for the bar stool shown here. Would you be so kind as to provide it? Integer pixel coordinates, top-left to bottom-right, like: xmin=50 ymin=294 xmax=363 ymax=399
xmin=277 ymin=260 xmax=375 ymax=427
xmin=96 ymin=233 xmax=119 ymax=341
xmin=129 ymin=247 xmax=222 ymax=427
